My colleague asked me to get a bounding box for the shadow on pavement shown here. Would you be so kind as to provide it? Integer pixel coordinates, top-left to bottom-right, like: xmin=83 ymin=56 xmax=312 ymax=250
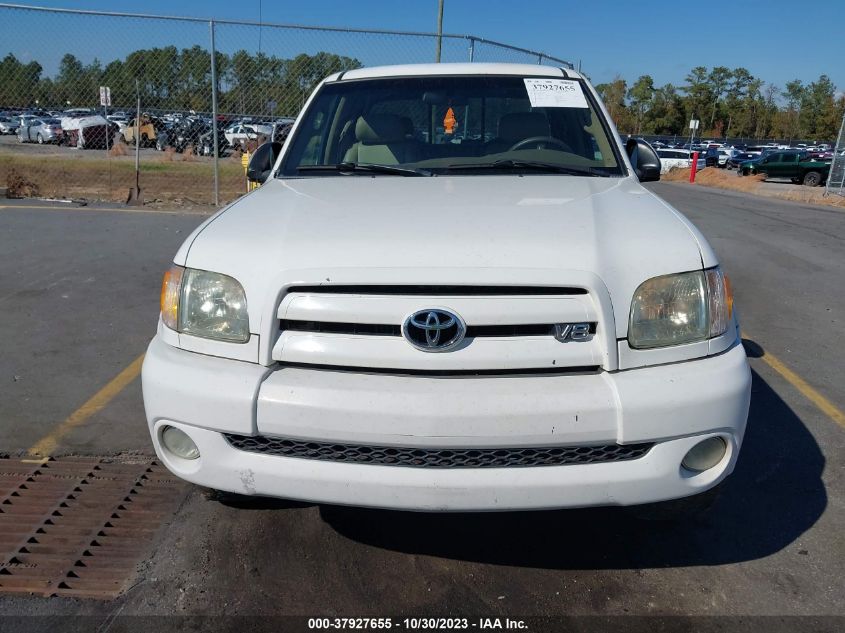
xmin=320 ymin=349 xmax=826 ymax=569
xmin=207 ymin=489 xmax=312 ymax=510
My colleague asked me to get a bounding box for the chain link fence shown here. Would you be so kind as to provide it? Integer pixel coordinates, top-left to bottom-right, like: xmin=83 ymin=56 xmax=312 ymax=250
xmin=825 ymin=112 xmax=845 ymax=197
xmin=0 ymin=3 xmax=572 ymax=206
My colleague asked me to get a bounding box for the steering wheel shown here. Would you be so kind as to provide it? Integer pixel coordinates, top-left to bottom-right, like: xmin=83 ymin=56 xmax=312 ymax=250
xmin=508 ymin=136 xmax=572 ymax=153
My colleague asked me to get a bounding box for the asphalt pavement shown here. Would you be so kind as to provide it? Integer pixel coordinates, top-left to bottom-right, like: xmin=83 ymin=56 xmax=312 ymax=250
xmin=0 ymin=184 xmax=842 ymax=627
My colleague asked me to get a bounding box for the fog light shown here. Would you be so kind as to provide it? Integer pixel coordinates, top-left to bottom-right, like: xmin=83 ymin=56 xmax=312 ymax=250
xmin=682 ymin=437 xmax=726 ymax=472
xmin=161 ymin=425 xmax=200 ymax=460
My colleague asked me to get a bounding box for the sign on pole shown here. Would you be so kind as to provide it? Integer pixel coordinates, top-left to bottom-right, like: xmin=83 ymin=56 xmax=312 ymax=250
xmin=689 ymin=119 xmax=700 ymax=130
xmin=99 ymin=86 xmax=111 ymax=107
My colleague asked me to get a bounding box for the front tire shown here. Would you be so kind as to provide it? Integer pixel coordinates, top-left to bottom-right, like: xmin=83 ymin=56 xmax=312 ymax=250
xmin=802 ymin=171 xmax=821 ymax=187
xmin=37 ymin=133 xmax=44 ymax=144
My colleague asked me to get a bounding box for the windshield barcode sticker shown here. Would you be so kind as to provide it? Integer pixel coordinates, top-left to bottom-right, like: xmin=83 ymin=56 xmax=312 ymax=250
xmin=523 ymin=78 xmax=589 ymax=108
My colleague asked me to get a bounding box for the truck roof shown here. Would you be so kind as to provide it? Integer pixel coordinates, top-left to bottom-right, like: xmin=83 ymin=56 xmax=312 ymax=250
xmin=330 ymin=63 xmax=579 ymax=82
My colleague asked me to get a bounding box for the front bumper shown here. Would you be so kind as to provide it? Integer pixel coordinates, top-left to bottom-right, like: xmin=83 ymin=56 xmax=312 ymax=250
xmin=142 ymin=336 xmax=751 ymax=511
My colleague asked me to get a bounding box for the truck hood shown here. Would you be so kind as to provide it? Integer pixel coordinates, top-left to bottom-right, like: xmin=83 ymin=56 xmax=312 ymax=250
xmin=181 ymin=176 xmax=714 ymax=338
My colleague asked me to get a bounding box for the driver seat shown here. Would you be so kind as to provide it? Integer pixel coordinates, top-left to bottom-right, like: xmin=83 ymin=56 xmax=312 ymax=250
xmin=487 ymin=112 xmax=551 ymax=154
xmin=343 ymin=113 xmax=419 ymax=165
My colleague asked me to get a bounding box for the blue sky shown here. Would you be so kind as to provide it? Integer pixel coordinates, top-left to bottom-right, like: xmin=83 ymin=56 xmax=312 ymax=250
xmin=4 ymin=0 xmax=844 ymax=93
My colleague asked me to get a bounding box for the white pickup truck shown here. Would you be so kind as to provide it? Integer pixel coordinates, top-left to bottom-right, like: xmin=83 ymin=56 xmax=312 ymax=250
xmin=143 ymin=63 xmax=751 ymax=516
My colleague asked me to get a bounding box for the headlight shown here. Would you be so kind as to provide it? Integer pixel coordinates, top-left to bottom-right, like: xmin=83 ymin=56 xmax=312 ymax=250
xmin=628 ymin=268 xmax=733 ymax=349
xmin=159 ymin=265 xmax=250 ymax=343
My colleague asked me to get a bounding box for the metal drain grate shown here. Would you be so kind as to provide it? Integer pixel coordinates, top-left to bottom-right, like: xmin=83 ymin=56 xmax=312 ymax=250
xmin=0 ymin=457 xmax=185 ymax=599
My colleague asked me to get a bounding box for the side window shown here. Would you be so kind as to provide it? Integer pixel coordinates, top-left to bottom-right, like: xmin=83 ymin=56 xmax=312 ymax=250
xmin=291 ymin=97 xmax=335 ymax=166
xmin=782 ymin=154 xmax=798 ymax=163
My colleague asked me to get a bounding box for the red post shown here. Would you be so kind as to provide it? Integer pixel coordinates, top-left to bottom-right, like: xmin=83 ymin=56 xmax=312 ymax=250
xmin=689 ymin=151 xmax=699 ymax=183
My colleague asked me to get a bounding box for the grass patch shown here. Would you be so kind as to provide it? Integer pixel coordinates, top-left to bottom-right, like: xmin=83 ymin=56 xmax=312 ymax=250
xmin=139 ymin=163 xmax=171 ymax=172
xmin=0 ymin=153 xmax=248 ymax=207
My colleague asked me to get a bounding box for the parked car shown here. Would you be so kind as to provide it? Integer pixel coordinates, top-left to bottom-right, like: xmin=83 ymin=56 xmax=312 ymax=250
xmin=170 ymin=118 xmax=209 ymax=153
xmin=61 ymin=115 xmax=117 ymax=149
xmin=726 ymin=152 xmax=757 ymax=170
xmin=63 ymin=108 xmax=93 ymax=117
xmin=144 ymin=63 xmax=750 ymax=517
xmin=153 ymin=122 xmax=176 ymax=151
xmin=656 ymin=148 xmax=707 ymax=174
xmin=700 ymin=147 xmax=720 ymax=167
xmin=224 ymin=123 xmax=263 ymax=150
xmin=196 ymin=121 xmax=229 ymax=156
xmin=0 ymin=115 xmax=18 ymax=134
xmin=122 ymin=115 xmax=162 ymax=147
xmin=107 ymin=114 xmax=128 ymax=133
xmin=744 ymin=145 xmax=768 ymax=156
xmin=716 ymin=148 xmax=738 ymax=168
xmin=739 ymin=151 xmax=830 ymax=185
xmin=236 ymin=120 xmax=273 ymax=136
xmin=807 ymin=150 xmax=833 ymax=162
xmin=16 ymin=117 xmax=63 ymax=144
xmin=14 ymin=114 xmax=38 ymax=131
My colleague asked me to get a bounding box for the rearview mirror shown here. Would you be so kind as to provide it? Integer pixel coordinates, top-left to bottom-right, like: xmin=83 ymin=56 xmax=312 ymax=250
xmin=625 ymin=138 xmax=661 ymax=182
xmin=246 ymin=141 xmax=282 ymax=184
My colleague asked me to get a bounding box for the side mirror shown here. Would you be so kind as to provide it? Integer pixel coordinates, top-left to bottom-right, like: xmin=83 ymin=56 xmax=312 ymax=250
xmin=625 ymin=138 xmax=661 ymax=182
xmin=246 ymin=141 xmax=282 ymax=184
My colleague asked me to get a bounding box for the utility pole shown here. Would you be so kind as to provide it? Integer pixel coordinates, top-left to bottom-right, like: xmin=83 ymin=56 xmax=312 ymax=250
xmin=435 ymin=0 xmax=444 ymax=62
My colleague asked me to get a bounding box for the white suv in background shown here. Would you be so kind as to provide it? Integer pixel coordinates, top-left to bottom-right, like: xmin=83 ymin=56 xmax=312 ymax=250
xmin=656 ymin=148 xmax=707 ymax=174
xmin=143 ymin=63 xmax=751 ymax=516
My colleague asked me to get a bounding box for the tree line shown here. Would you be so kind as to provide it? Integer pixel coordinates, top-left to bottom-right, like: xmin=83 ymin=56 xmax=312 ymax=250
xmin=0 ymin=47 xmax=362 ymax=117
xmin=2 ymin=52 xmax=843 ymax=141
xmin=596 ymin=66 xmax=845 ymax=142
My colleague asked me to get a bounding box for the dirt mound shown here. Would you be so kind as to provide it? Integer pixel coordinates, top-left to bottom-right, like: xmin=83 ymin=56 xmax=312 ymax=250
xmin=6 ymin=168 xmax=40 ymax=198
xmin=108 ymin=140 xmax=128 ymax=157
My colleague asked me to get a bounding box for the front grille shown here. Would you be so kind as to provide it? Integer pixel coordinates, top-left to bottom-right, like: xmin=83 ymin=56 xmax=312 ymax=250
xmin=280 ymin=319 xmax=597 ymax=338
xmin=277 ymin=363 xmax=601 ymax=376
xmin=223 ymin=434 xmax=653 ymax=468
xmin=287 ymin=285 xmax=588 ymax=295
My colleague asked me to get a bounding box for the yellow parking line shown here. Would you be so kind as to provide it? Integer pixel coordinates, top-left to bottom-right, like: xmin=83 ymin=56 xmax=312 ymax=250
xmin=28 ymin=353 xmax=146 ymax=456
xmin=756 ymin=346 xmax=845 ymax=430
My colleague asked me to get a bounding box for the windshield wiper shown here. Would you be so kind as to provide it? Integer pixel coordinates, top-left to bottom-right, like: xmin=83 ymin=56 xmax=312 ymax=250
xmin=443 ymin=159 xmax=610 ymax=177
xmin=298 ymin=162 xmax=431 ymax=176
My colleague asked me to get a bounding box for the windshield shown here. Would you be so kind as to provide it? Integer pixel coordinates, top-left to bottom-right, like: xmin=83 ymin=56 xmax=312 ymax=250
xmin=279 ymin=75 xmax=623 ymax=177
